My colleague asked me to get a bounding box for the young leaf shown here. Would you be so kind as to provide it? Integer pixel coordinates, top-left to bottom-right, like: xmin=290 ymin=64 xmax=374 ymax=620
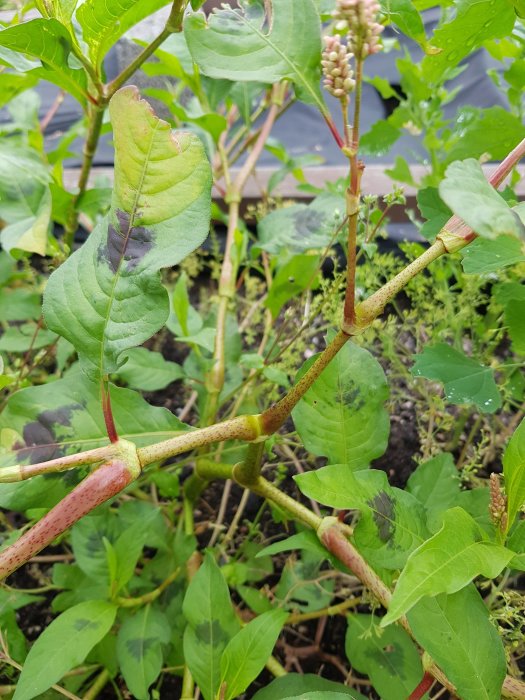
xmin=13 ymin=600 xmax=117 ymax=700
xmin=182 ymin=553 xmax=241 ymax=700
xmin=345 ymin=614 xmax=423 ymax=700
xmin=77 ymin=0 xmax=171 ymax=70
xmin=0 ymin=19 xmax=87 ymax=104
xmin=461 ymin=235 xmax=525 ymax=274
xmin=220 ymin=609 xmax=288 ymax=700
xmin=503 ymin=418 xmax=525 ymax=532
xmin=296 ymin=467 xmax=427 ymax=568
xmin=117 ymin=605 xmax=171 ymax=700
xmin=439 ymin=159 xmax=525 ymax=240
xmin=407 ymin=586 xmax=506 ymax=700
xmin=411 ymin=343 xmax=501 ymax=413
xmin=292 ymin=341 xmax=389 ymax=469
xmin=116 ymin=347 xmax=184 ymax=391
xmin=184 ymin=0 xmax=326 ymax=111
xmin=43 ymin=86 xmax=212 ymax=381
xmin=382 ymin=507 xmax=513 ymax=625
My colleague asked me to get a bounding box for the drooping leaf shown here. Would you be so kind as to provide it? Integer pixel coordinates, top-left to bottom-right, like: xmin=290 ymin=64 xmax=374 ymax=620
xmin=503 ymin=418 xmax=525 ymax=532
xmin=439 ymin=159 xmax=525 ymax=240
xmin=292 ymin=340 xmax=389 ymax=468
xmin=416 ymin=186 xmax=452 ymax=241
xmin=220 ymin=609 xmax=288 ymax=700
xmin=0 ymin=19 xmax=87 ymax=104
xmin=184 ymin=0 xmax=326 ymax=111
xmin=0 ymin=144 xmax=52 ymax=257
xmin=461 ymin=235 xmax=525 ymax=274
xmin=43 ymin=86 xmax=212 ymax=381
xmin=117 ymin=605 xmax=171 ymax=700
xmin=406 ymin=453 xmax=461 ymax=531
xmin=407 ymin=586 xmax=506 ymax=700
xmin=252 ymin=675 xmax=365 ymax=700
xmin=421 ymin=0 xmax=515 ymax=82
xmin=77 ymin=0 xmax=171 ymax=70
xmin=411 ymin=343 xmax=501 ymax=413
xmin=13 ymin=600 xmax=117 ymax=700
xmin=345 ymin=614 xmax=423 ymax=700
xmin=182 ymin=553 xmax=241 ymax=700
xmin=116 ymin=347 xmax=184 ymax=391
xmin=256 ymin=193 xmax=345 ymax=255
xmin=296 ymin=466 xmax=427 ymax=568
xmin=382 ymin=507 xmax=513 ymax=625
xmin=447 ymin=107 xmax=525 ymax=163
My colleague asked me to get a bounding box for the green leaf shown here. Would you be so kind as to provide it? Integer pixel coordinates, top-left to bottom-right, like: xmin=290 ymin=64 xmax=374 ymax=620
xmin=256 ymin=193 xmax=345 ymax=255
xmin=439 ymin=159 xmax=525 ymax=240
xmin=407 ymin=586 xmax=506 ymax=700
xmin=77 ymin=0 xmax=171 ymax=70
xmin=184 ymin=0 xmax=326 ymax=111
xmin=382 ymin=507 xmax=513 ymax=625
xmin=116 ymin=347 xmax=184 ymax=391
xmin=183 ymin=553 xmax=240 ymax=700
xmin=0 ymin=144 xmax=51 ymax=257
xmin=0 ymin=73 xmax=37 ymax=109
xmin=421 ymin=0 xmax=515 ymax=83
xmin=292 ymin=340 xmax=389 ymax=468
xmin=447 ymin=107 xmax=525 ymax=163
xmin=503 ymin=418 xmax=525 ymax=532
xmin=406 ymin=453 xmax=461 ymax=531
xmin=359 ymin=120 xmax=401 ymax=157
xmin=117 ymin=605 xmax=171 ymax=700
xmin=266 ymin=254 xmax=320 ymax=318
xmin=411 ymin=343 xmax=501 ymax=413
xmin=461 ymin=235 xmax=525 ymax=274
xmin=345 ymin=614 xmax=423 ymax=699
xmin=380 ymin=0 xmax=426 ymax=45
xmin=13 ymin=600 xmax=117 ymax=700
xmin=43 ymin=87 xmax=211 ymax=381
xmin=296 ymin=467 xmax=427 ymax=568
xmin=252 ymin=675 xmax=364 ymax=700
xmin=0 ymin=289 xmax=40 ymax=322
xmin=417 ymin=187 xmax=451 ymax=241
xmin=220 ymin=609 xmax=288 ymax=700
xmin=0 ymin=19 xmax=87 ymax=104
xmin=505 ymin=299 xmax=525 ymax=355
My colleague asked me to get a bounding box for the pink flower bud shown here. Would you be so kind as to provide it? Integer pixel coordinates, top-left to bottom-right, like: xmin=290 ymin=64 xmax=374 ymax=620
xmin=322 ymin=35 xmax=355 ymax=99
xmin=334 ymin=0 xmax=384 ymax=59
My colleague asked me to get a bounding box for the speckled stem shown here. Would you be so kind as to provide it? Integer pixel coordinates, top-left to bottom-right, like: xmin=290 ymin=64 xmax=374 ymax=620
xmin=137 ymin=415 xmax=263 ymax=466
xmin=0 ymin=445 xmax=114 ymax=483
xmin=0 ymin=459 xmax=135 ymax=582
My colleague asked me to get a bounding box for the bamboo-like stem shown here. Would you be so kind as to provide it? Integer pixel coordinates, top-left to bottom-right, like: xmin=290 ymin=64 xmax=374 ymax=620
xmin=232 ymin=440 xmax=265 ymax=485
xmin=408 ymin=671 xmax=435 ymax=700
xmin=0 ymin=445 xmax=113 ymax=483
xmin=265 ymin=655 xmax=287 ymax=678
xmin=137 ymin=415 xmax=263 ymax=467
xmin=353 ymin=239 xmax=447 ymax=329
xmin=106 ymin=0 xmax=187 ymax=97
xmin=63 ymin=105 xmax=105 ymax=250
xmin=286 ymin=596 xmax=361 ymax=624
xmin=180 ymin=665 xmax=194 ymax=700
xmin=260 ymin=330 xmax=350 ymax=434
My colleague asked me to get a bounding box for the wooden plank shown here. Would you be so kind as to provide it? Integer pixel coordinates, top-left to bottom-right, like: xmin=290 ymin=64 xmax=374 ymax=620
xmin=63 ymin=163 xmax=525 ymax=200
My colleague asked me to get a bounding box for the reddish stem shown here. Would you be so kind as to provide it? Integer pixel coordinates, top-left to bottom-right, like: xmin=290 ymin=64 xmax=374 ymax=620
xmin=408 ymin=671 xmax=435 ymax=700
xmin=101 ymin=378 xmax=118 ymax=443
xmin=323 ymin=112 xmax=345 ymax=149
xmin=0 ymin=459 xmax=134 ymax=582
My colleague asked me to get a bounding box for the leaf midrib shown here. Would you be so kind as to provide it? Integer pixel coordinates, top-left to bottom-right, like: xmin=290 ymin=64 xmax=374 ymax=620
xmin=99 ymin=121 xmax=160 ymax=378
